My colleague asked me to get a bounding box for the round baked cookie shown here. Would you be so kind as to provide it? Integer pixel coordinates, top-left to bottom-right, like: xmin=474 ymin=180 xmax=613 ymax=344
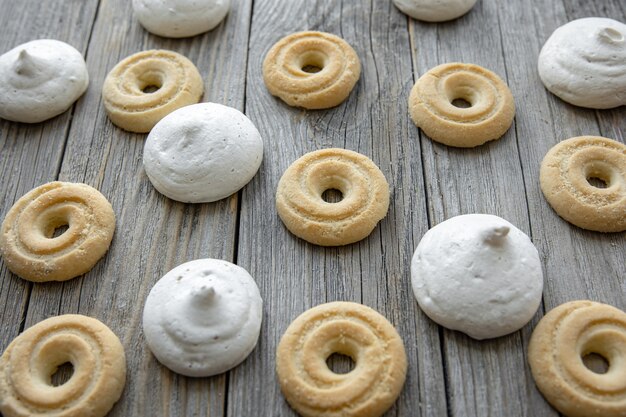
xmin=540 ymin=136 xmax=626 ymax=232
xmin=133 ymin=0 xmax=230 ymax=38
xmin=0 ymin=182 xmax=115 ymax=282
xmin=411 ymin=214 xmax=543 ymax=340
xmin=0 ymin=314 xmax=126 ymax=417
xmin=538 ymin=18 xmax=626 ymax=109
xmin=276 ymin=302 xmax=407 ymax=417
xmin=276 ymin=148 xmax=389 ymax=246
xmin=409 ymin=62 xmax=515 ymax=147
xmin=0 ymin=39 xmax=88 ymax=123
xmin=143 ymin=259 xmax=262 ymax=377
xmin=263 ymin=31 xmax=361 ymax=109
xmin=528 ymin=301 xmax=626 ymax=417
xmin=143 ymin=103 xmax=263 ymax=203
xmin=102 ymin=49 xmax=203 ymax=133
xmin=392 ymin=0 xmax=477 ymax=22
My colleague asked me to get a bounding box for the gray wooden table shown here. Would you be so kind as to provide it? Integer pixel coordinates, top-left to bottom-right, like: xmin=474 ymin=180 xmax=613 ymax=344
xmin=1 ymin=0 xmax=624 ymax=416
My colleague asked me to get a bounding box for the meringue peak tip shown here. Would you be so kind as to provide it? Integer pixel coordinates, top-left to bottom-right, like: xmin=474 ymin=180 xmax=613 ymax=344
xmin=14 ymin=49 xmax=37 ymax=75
xmin=191 ymin=285 xmax=216 ymax=304
xmin=598 ymin=27 xmax=624 ymax=44
xmin=482 ymin=225 xmax=510 ymax=244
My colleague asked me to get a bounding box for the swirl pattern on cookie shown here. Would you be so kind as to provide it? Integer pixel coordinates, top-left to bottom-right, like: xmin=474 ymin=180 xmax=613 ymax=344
xmin=263 ymin=31 xmax=361 ymax=109
xmin=0 ymin=314 xmax=126 ymax=417
xmin=0 ymin=182 xmax=115 ymax=282
xmin=540 ymin=136 xmax=626 ymax=232
xmin=528 ymin=301 xmax=626 ymax=417
xmin=276 ymin=148 xmax=389 ymax=246
xmin=276 ymin=302 xmax=407 ymax=417
xmin=102 ymin=49 xmax=203 ymax=133
xmin=409 ymin=62 xmax=515 ymax=147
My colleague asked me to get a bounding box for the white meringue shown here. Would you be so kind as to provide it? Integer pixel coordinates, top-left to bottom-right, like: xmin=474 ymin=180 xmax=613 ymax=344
xmin=132 ymin=0 xmax=230 ymax=38
xmin=142 ymin=259 xmax=263 ymax=377
xmin=411 ymin=214 xmax=543 ymax=340
xmin=538 ymin=17 xmax=626 ymax=109
xmin=392 ymin=0 xmax=477 ymax=22
xmin=0 ymin=39 xmax=88 ymax=123
xmin=143 ymin=103 xmax=263 ymax=203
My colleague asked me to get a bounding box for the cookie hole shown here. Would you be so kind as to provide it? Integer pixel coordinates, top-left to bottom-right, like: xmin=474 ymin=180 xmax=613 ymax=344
xmin=326 ymin=353 xmax=355 ymax=374
xmin=451 ymin=98 xmax=472 ymax=108
xmin=138 ymin=71 xmax=164 ymax=94
xmin=51 ymin=362 xmax=74 ymax=386
xmin=299 ymin=51 xmax=326 ymax=74
xmin=302 ymin=64 xmax=322 ymax=73
xmin=51 ymin=224 xmax=69 ymax=238
xmin=582 ymin=353 xmax=609 ymax=374
xmin=142 ymin=85 xmax=160 ymax=94
xmin=586 ymin=176 xmax=608 ymax=188
xmin=322 ymin=189 xmax=343 ymax=203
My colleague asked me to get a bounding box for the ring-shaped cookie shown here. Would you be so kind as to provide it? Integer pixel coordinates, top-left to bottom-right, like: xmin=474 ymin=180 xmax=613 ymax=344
xmin=102 ymin=49 xmax=203 ymax=133
xmin=276 ymin=302 xmax=407 ymax=417
xmin=540 ymin=136 xmax=626 ymax=232
xmin=263 ymin=31 xmax=361 ymax=109
xmin=528 ymin=301 xmax=626 ymax=417
xmin=276 ymin=148 xmax=389 ymax=246
xmin=409 ymin=62 xmax=515 ymax=147
xmin=0 ymin=181 xmax=115 ymax=282
xmin=0 ymin=314 xmax=127 ymax=417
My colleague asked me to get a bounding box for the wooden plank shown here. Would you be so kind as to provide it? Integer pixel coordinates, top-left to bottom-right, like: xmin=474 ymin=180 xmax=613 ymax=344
xmin=408 ymin=0 xmax=557 ymax=415
xmin=0 ymin=0 xmax=100 ymax=350
xmin=230 ymin=0 xmax=446 ymax=415
xmin=16 ymin=0 xmax=253 ymax=415
xmin=519 ymin=0 xmax=626 ymax=311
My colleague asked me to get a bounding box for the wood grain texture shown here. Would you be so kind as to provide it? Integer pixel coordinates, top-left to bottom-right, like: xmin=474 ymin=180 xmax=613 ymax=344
xmin=0 ymin=0 xmax=624 ymax=416
xmin=230 ymin=0 xmax=445 ymax=415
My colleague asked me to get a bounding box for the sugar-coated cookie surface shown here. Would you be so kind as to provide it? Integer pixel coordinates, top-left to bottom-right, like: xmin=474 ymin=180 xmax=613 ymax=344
xmin=143 ymin=103 xmax=263 ymax=203
xmin=263 ymin=31 xmax=360 ymax=109
xmin=0 ymin=314 xmax=126 ymax=417
xmin=102 ymin=49 xmax=203 ymax=133
xmin=143 ymin=259 xmax=262 ymax=377
xmin=538 ymin=17 xmax=626 ymax=109
xmin=0 ymin=182 xmax=115 ymax=282
xmin=0 ymin=39 xmax=88 ymax=123
xmin=276 ymin=148 xmax=389 ymax=246
xmin=133 ymin=0 xmax=230 ymax=38
xmin=411 ymin=214 xmax=543 ymax=340
xmin=409 ymin=62 xmax=515 ymax=147
xmin=528 ymin=301 xmax=626 ymax=417
xmin=540 ymin=136 xmax=626 ymax=232
xmin=276 ymin=302 xmax=407 ymax=417
xmin=393 ymin=0 xmax=477 ymax=22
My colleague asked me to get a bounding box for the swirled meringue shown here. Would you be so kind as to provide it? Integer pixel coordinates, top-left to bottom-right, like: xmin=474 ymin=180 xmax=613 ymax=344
xmin=143 ymin=103 xmax=263 ymax=203
xmin=142 ymin=259 xmax=262 ymax=377
xmin=392 ymin=0 xmax=477 ymax=22
xmin=132 ymin=0 xmax=230 ymax=38
xmin=538 ymin=17 xmax=626 ymax=109
xmin=0 ymin=40 xmax=89 ymax=123
xmin=411 ymin=214 xmax=543 ymax=340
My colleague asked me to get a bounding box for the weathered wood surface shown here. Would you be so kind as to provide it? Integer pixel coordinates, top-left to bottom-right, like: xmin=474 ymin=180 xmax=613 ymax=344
xmin=0 ymin=0 xmax=624 ymax=416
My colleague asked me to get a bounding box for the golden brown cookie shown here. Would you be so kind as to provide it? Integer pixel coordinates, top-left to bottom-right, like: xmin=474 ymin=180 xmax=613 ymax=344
xmin=276 ymin=148 xmax=389 ymax=246
xmin=276 ymin=302 xmax=407 ymax=417
xmin=409 ymin=62 xmax=515 ymax=147
xmin=102 ymin=49 xmax=203 ymax=133
xmin=0 ymin=314 xmax=127 ymax=417
xmin=528 ymin=300 xmax=626 ymax=417
xmin=0 ymin=181 xmax=115 ymax=282
xmin=263 ymin=31 xmax=360 ymax=109
xmin=540 ymin=136 xmax=626 ymax=232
